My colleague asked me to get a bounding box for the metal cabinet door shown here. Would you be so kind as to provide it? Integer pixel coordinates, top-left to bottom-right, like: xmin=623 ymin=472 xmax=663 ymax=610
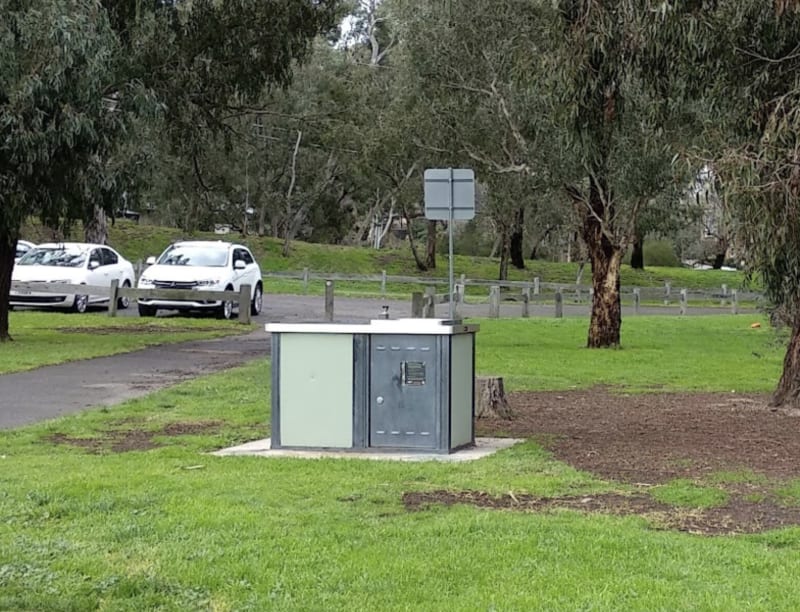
xmin=369 ymin=334 xmax=439 ymax=449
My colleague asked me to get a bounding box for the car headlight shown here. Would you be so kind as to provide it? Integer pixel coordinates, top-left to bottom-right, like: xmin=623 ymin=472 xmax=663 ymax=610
xmin=195 ymin=279 xmax=221 ymax=287
xmin=138 ymin=278 xmax=154 ymax=288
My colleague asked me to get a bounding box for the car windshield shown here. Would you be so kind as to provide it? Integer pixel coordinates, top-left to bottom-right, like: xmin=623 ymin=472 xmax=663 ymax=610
xmin=17 ymin=247 xmax=87 ymax=268
xmin=157 ymin=245 xmax=228 ymax=267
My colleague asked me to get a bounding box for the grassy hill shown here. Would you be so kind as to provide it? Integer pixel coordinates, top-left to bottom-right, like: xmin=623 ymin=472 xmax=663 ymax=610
xmin=22 ymin=219 xmax=752 ymax=292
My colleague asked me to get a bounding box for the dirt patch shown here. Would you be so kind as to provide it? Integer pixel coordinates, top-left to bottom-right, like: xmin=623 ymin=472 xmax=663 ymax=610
xmin=414 ymin=388 xmax=800 ymax=535
xmin=46 ymin=420 xmax=223 ymax=453
xmin=403 ymin=490 xmax=800 ymax=535
xmin=478 ymin=389 xmax=797 ymax=483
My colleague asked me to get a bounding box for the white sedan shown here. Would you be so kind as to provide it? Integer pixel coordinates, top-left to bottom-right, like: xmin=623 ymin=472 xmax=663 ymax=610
xmin=15 ymin=240 xmax=36 ymax=262
xmin=137 ymin=240 xmax=263 ymax=319
xmin=10 ymin=243 xmax=136 ymax=313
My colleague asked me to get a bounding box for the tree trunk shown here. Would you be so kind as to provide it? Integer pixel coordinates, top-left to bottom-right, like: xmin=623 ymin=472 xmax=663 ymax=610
xmin=0 ymin=234 xmax=18 ymax=342
xmin=425 ymin=220 xmax=437 ymax=269
xmin=630 ymin=233 xmax=644 ymax=270
xmin=770 ymin=314 xmax=800 ymax=408
xmin=84 ymin=205 xmax=109 ymax=244
xmin=712 ymin=236 xmax=728 ymax=270
xmin=475 ymin=376 xmax=512 ymax=419
xmin=402 ymin=205 xmax=427 ymax=272
xmin=281 ymin=130 xmax=303 ymax=257
xmin=510 ymin=207 xmax=525 ymax=269
xmin=498 ymin=228 xmax=510 ymax=281
xmin=587 ymin=246 xmax=622 ymax=348
xmin=529 ymin=226 xmax=555 ymax=260
xmin=583 ymin=181 xmax=622 ymax=348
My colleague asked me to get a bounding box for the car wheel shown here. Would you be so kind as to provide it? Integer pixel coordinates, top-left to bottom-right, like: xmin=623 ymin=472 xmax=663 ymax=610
xmin=250 ymin=283 xmax=263 ymax=316
xmin=138 ymin=304 xmax=157 ymax=317
xmin=72 ymin=294 xmax=89 ymax=314
xmin=217 ymin=287 xmax=234 ymax=320
xmin=118 ymin=281 xmax=131 ymax=310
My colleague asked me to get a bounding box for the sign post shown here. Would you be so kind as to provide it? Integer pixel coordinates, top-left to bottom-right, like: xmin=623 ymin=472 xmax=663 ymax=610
xmin=423 ymin=168 xmax=476 ymax=320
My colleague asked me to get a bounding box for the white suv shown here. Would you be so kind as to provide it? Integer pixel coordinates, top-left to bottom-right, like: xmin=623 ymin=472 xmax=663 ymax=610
xmin=137 ymin=241 xmax=263 ymax=319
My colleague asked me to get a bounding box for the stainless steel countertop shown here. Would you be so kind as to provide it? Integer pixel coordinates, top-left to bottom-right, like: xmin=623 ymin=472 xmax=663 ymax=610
xmin=264 ymin=318 xmax=480 ymax=335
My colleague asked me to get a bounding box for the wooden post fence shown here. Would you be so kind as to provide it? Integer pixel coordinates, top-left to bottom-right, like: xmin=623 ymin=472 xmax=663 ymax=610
xmin=411 ymin=291 xmax=423 ymax=317
xmin=489 ymin=285 xmax=500 ymax=318
xmin=325 ymin=280 xmax=334 ymax=321
xmin=423 ymin=286 xmax=436 ymax=318
xmin=522 ymin=285 xmax=530 ymax=318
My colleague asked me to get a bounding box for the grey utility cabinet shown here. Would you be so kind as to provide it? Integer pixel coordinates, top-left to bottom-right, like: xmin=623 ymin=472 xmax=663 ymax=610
xmin=265 ymin=318 xmax=479 ymax=453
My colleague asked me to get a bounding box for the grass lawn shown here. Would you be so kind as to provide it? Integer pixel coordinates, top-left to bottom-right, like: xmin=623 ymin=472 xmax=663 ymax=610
xmin=477 ymin=315 xmax=785 ymax=392
xmin=1 ymin=316 xmax=798 ymax=610
xmin=0 ymin=311 xmax=255 ymax=374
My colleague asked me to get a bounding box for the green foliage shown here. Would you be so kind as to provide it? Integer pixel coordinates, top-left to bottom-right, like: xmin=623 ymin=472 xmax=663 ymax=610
xmin=625 ymin=240 xmax=681 ymax=268
xmin=0 ymin=0 xmax=342 ymax=340
xmin=694 ymin=4 xmax=800 ymax=319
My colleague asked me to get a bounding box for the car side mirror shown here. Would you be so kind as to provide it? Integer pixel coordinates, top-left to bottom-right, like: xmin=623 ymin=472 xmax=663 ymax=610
xmin=234 ymin=260 xmax=246 ymax=270
xmin=88 ymin=260 xmax=100 ymax=270
xmin=146 ymin=256 xmax=156 ymax=265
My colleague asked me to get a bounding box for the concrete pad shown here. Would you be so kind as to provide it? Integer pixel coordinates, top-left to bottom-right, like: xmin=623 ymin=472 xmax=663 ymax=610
xmin=212 ymin=437 xmax=524 ymax=462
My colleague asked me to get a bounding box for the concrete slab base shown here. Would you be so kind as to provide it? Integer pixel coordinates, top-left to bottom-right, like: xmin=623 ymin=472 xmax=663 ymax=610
xmin=212 ymin=437 xmax=524 ymax=462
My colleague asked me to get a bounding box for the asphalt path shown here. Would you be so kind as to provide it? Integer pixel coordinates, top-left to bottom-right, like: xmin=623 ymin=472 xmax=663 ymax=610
xmin=0 ymin=293 xmax=752 ymax=429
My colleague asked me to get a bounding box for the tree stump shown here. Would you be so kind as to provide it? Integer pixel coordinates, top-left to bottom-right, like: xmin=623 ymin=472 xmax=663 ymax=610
xmin=475 ymin=376 xmax=512 ymax=419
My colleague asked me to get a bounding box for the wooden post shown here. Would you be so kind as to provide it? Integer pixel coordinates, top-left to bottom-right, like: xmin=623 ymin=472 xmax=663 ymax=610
xmin=489 ymin=285 xmax=500 ymax=318
xmin=533 ymin=277 xmax=540 ymax=295
xmin=423 ymin=286 xmax=436 ymax=318
xmin=454 ymin=283 xmax=464 ymax=319
xmin=108 ymin=279 xmax=119 ymax=318
xmin=303 ymin=267 xmax=309 ymax=294
xmin=475 ymin=376 xmax=512 ymax=419
xmin=522 ymin=285 xmax=530 ymax=318
xmin=633 ymin=288 xmax=640 ymax=315
xmin=411 ymin=292 xmax=423 ymax=318
xmin=238 ymin=285 xmax=251 ymax=324
xmin=664 ymin=282 xmax=671 ymax=306
xmin=721 ymin=284 xmax=727 ymax=307
xmin=679 ymin=288 xmax=687 ymax=315
xmin=325 ymin=280 xmax=334 ymax=321
xmin=381 ymin=270 xmax=387 ymax=297
xmin=555 ymin=290 xmax=563 ymax=318
xmin=731 ymin=289 xmax=738 ymax=315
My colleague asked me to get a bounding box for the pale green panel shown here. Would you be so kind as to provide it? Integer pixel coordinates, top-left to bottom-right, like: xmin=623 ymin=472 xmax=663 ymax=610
xmin=450 ymin=333 xmax=474 ymax=447
xmin=280 ymin=334 xmax=353 ymax=448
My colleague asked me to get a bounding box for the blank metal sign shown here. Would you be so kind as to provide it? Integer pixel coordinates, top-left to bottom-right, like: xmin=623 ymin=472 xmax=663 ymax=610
xmin=423 ymin=168 xmax=475 ymax=221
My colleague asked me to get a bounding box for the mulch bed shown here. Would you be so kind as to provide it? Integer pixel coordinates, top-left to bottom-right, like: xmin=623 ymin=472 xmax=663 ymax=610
xmin=407 ymin=389 xmax=800 ymax=535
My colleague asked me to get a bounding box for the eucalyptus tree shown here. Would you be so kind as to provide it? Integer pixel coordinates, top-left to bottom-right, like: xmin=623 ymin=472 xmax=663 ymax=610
xmin=0 ymin=0 xmax=131 ymax=341
xmin=105 ymin=0 xmax=342 ymax=233
xmin=334 ymin=0 xmax=445 ymax=269
xmin=394 ymin=1 xmax=688 ymax=336
xmin=391 ymin=0 xmax=566 ymax=279
xmin=1 ymin=0 xmax=342 ymax=341
xmin=694 ymin=2 xmax=800 ymax=407
xmin=553 ymin=2 xmax=705 ymax=347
